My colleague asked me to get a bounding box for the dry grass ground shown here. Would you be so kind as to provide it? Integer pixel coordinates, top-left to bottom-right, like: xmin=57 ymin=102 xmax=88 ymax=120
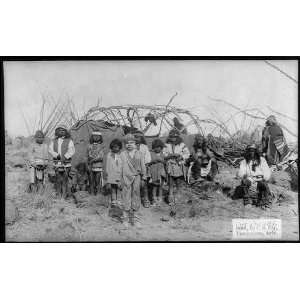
xmin=5 ymin=146 xmax=299 ymax=242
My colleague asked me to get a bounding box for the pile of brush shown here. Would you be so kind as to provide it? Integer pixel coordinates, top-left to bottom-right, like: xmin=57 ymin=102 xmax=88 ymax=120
xmin=207 ymin=137 xmax=246 ymax=167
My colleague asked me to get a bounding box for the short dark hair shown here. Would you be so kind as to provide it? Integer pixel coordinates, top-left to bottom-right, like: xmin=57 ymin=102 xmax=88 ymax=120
xmin=89 ymin=134 xmax=103 ymax=144
xmin=193 ymin=134 xmax=204 ymax=151
xmin=34 ymin=130 xmax=45 ymax=138
xmin=110 ymin=138 xmax=123 ymax=150
xmin=166 ymin=135 xmax=183 ymax=144
xmin=152 ymin=139 xmax=165 ymax=149
xmin=244 ymin=147 xmax=261 ymax=165
xmin=168 ymin=128 xmax=180 ymax=137
xmin=133 ymin=131 xmax=147 ymax=145
xmin=54 ymin=128 xmax=71 ymax=138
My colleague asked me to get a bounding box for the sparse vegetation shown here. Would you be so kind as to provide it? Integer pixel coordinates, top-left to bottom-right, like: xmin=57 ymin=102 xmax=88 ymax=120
xmin=5 ymin=93 xmax=298 ymax=241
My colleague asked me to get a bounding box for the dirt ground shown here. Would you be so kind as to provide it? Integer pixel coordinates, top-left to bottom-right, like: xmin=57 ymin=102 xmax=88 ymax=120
xmin=5 ymin=146 xmax=299 ymax=242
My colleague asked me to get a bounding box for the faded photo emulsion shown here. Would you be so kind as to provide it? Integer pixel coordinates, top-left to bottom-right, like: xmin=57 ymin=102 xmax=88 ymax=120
xmin=4 ymin=59 xmax=298 ymax=241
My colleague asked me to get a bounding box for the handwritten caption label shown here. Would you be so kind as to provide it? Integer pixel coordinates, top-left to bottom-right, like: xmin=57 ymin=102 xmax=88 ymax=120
xmin=232 ymin=219 xmax=282 ymax=240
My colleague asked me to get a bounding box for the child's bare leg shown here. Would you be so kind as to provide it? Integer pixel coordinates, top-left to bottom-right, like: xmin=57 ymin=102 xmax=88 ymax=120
xmin=111 ymin=184 xmax=117 ymax=206
xmin=141 ymin=178 xmax=150 ymax=208
xmin=28 ymin=167 xmax=35 ymax=192
xmin=158 ymin=185 xmax=163 ymax=203
xmin=152 ymin=185 xmax=158 ymax=205
xmin=131 ymin=175 xmax=141 ymax=211
xmin=94 ymin=171 xmax=101 ymax=194
xmin=168 ymin=176 xmax=175 ymax=205
xmin=89 ymin=172 xmax=94 ymax=194
xmin=174 ymin=177 xmax=182 ymax=199
xmin=121 ymin=184 xmax=132 ymax=212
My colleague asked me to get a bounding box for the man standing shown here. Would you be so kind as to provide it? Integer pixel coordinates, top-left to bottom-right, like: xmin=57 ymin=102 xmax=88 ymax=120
xmin=48 ymin=124 xmax=75 ymax=197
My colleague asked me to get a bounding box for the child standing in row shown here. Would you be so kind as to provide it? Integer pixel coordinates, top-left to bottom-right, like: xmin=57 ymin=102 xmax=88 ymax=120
xmin=87 ymin=131 xmax=105 ymax=195
xmin=104 ymin=139 xmax=123 ymax=207
xmin=133 ymin=131 xmax=151 ymax=207
xmin=163 ymin=129 xmax=190 ymax=205
xmin=120 ymin=134 xmax=147 ymax=212
xmin=28 ymin=130 xmax=49 ymax=191
xmin=148 ymin=139 xmax=166 ymax=206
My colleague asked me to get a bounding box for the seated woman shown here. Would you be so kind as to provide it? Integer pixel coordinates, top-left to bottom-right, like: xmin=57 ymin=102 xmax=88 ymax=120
xmin=187 ymin=138 xmax=218 ymax=183
xmin=235 ymin=144 xmax=271 ymax=208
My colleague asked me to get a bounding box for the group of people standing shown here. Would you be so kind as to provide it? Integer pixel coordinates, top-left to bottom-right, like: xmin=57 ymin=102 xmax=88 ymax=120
xmin=28 ymin=124 xmax=219 ymax=212
xmin=27 ymin=114 xmax=291 ymax=216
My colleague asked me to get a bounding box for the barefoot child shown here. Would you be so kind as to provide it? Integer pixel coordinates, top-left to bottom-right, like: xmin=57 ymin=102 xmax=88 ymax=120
xmin=148 ymin=139 xmax=166 ymax=206
xmin=163 ymin=129 xmax=190 ymax=205
xmin=120 ymin=134 xmax=147 ymax=214
xmin=133 ymin=130 xmax=151 ymax=207
xmin=104 ymin=138 xmax=123 ymax=207
xmin=87 ymin=131 xmax=105 ymax=195
xmin=188 ymin=138 xmax=218 ymax=183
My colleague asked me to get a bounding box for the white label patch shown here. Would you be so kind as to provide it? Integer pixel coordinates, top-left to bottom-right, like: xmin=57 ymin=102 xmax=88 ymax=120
xmin=232 ymin=219 xmax=282 ymax=240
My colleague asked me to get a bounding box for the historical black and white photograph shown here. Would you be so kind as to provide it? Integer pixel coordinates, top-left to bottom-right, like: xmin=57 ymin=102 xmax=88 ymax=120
xmin=3 ymin=59 xmax=298 ymax=241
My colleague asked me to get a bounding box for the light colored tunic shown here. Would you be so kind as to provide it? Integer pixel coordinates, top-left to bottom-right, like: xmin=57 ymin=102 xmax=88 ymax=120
xmin=49 ymin=138 xmax=75 ymax=159
xmin=105 ymin=151 xmax=122 ymax=184
xmin=28 ymin=142 xmax=49 ymax=183
xmin=238 ymin=157 xmax=271 ymax=183
xmin=163 ymin=142 xmax=190 ymax=160
xmin=138 ymin=144 xmax=151 ymax=164
xmin=119 ymin=149 xmax=146 ymax=211
xmin=120 ymin=150 xmax=146 ymax=186
xmin=49 ymin=137 xmax=75 ymax=168
xmin=28 ymin=143 xmax=49 ymax=165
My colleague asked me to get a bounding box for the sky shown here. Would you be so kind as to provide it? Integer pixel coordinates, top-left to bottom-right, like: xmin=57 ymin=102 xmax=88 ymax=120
xmin=4 ymin=60 xmax=298 ymax=142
